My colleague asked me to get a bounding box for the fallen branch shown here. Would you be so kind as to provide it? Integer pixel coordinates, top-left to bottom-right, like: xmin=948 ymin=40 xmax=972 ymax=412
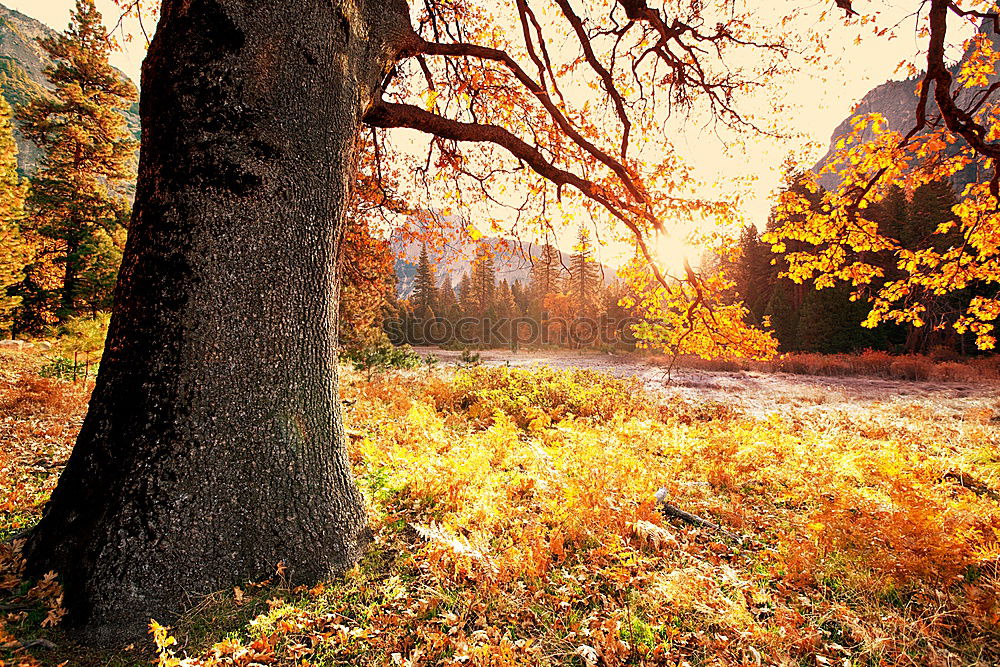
xmin=941 ymin=470 xmax=1000 ymax=500
xmin=654 ymin=487 xmax=757 ymax=545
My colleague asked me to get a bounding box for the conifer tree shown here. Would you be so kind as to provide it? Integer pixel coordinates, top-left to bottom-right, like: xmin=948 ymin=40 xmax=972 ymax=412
xmin=870 ymin=185 xmax=908 ymax=251
xmin=17 ymin=0 xmax=137 ymax=324
xmin=437 ymin=273 xmax=459 ymax=318
xmin=470 ymin=244 xmax=496 ymax=313
xmin=458 ymin=272 xmax=473 ymax=314
xmin=567 ymin=226 xmax=600 ymax=313
xmin=0 ymin=95 xmax=29 ymax=333
xmin=495 ymin=279 xmax=516 ymax=318
xmin=529 ymin=242 xmax=563 ymax=309
xmin=764 ymin=281 xmax=800 ymax=351
xmin=907 ymin=180 xmax=959 ymax=251
xmin=733 ymin=225 xmax=774 ymax=326
xmin=412 ymin=244 xmax=438 ymax=317
xmin=796 ymin=284 xmax=886 ymax=353
xmin=510 ymin=279 xmax=527 ymax=315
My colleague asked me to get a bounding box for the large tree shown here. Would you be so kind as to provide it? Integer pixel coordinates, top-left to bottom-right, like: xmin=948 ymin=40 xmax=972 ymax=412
xmin=528 ymin=242 xmax=564 ymax=313
xmin=566 ymin=225 xmax=601 ymax=314
xmin=411 ymin=244 xmax=439 ymax=316
xmin=24 ymin=0 xmax=413 ymax=642
xmin=468 ymin=243 xmax=496 ymax=313
xmin=25 ymin=0 xmax=1000 ymax=644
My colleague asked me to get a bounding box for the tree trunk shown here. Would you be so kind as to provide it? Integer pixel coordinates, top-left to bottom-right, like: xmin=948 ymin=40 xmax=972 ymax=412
xmin=24 ymin=0 xmax=414 ymax=644
xmin=60 ymin=235 xmax=79 ymax=322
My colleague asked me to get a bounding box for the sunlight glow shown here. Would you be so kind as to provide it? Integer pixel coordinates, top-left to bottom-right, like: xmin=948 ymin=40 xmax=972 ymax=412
xmin=654 ymin=233 xmax=695 ymax=275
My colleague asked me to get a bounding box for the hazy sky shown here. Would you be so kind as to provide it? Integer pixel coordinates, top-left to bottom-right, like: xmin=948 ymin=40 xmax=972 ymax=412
xmin=7 ymin=1 xmax=977 ymax=266
xmin=8 ymin=0 xmax=146 ymax=82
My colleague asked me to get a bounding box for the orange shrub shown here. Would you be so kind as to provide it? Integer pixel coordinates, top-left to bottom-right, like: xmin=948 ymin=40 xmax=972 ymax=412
xmin=853 ymin=349 xmax=894 ymax=377
xmin=0 ymin=376 xmax=87 ymax=417
xmin=930 ymin=361 xmax=977 ymax=382
xmin=888 ymin=356 xmax=933 ymax=381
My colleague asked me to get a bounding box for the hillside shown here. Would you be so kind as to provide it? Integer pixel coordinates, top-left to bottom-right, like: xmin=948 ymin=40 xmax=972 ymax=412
xmin=0 ymin=2 xmax=139 ymax=175
xmin=815 ymin=19 xmax=1000 ymax=190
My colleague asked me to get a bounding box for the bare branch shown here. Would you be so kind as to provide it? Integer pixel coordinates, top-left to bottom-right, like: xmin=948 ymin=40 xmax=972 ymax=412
xmin=416 ymin=36 xmax=650 ymax=205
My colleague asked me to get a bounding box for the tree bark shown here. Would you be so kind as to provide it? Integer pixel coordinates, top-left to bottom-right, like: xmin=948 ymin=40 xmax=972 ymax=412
xmin=24 ymin=0 xmax=414 ymax=644
xmin=59 ymin=235 xmax=79 ymax=321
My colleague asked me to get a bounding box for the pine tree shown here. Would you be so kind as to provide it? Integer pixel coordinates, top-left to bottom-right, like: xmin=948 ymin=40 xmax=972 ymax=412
xmin=495 ymin=279 xmax=516 ymax=318
xmin=908 ymin=179 xmax=959 ymax=251
xmin=764 ymin=280 xmax=800 ymax=351
xmin=510 ymin=279 xmax=527 ymax=315
xmin=796 ymin=284 xmax=885 ymax=353
xmin=904 ymin=179 xmax=965 ymax=352
xmin=529 ymin=242 xmax=563 ymax=310
xmin=733 ymin=224 xmax=774 ymax=325
xmin=470 ymin=243 xmax=496 ymax=313
xmin=567 ymin=226 xmax=600 ymax=313
xmin=0 ymin=95 xmax=29 ymax=334
xmin=412 ymin=244 xmax=438 ymax=317
xmin=870 ymin=185 xmax=908 ymax=248
xmin=437 ymin=273 xmax=459 ymax=318
xmin=458 ymin=272 xmax=473 ymax=313
xmin=17 ymin=0 xmax=137 ymax=325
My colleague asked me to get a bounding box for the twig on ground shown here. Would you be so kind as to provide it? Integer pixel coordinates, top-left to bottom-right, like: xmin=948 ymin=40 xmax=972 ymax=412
xmin=654 ymin=487 xmax=762 ymax=547
xmin=941 ymin=470 xmax=1000 ymax=500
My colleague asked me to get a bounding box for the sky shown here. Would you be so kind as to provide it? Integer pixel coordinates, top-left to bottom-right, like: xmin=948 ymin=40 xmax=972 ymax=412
xmin=6 ymin=1 xmax=978 ymax=268
xmin=8 ymin=0 xmax=146 ymax=82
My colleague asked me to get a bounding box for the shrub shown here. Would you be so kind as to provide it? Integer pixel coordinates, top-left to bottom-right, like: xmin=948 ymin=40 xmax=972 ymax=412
xmin=928 ymin=345 xmax=960 ymax=363
xmin=439 ymin=365 xmax=649 ymax=427
xmin=888 ymin=357 xmax=932 ymax=381
xmin=458 ymin=348 xmax=482 ymax=367
xmin=970 ymin=355 xmax=1000 ymax=380
xmin=51 ymin=312 xmax=111 ymax=374
xmin=854 ymin=349 xmax=894 ymax=377
xmin=341 ymin=341 xmax=421 ymax=380
xmin=0 ymin=375 xmax=84 ymax=416
xmin=39 ymin=355 xmax=97 ymax=381
xmin=929 ymin=361 xmax=975 ymax=382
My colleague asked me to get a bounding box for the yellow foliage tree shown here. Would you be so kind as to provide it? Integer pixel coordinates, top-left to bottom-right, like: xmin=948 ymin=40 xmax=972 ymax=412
xmin=769 ymin=1 xmax=1000 ymax=349
xmin=0 ymin=94 xmax=29 ymax=334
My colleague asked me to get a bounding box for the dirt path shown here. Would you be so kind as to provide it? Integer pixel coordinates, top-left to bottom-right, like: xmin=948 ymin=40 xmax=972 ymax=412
xmin=413 ymin=347 xmax=999 ymax=418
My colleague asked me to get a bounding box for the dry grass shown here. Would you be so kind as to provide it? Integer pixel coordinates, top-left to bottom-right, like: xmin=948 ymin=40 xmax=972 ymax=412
xmin=1 ymin=352 xmax=999 ymax=666
xmin=664 ymin=349 xmax=1000 ymax=383
xmin=0 ymin=350 xmax=88 ymax=543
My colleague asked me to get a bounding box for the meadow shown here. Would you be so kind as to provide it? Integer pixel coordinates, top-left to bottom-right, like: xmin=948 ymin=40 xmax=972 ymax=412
xmin=2 ymin=347 xmax=999 ymax=666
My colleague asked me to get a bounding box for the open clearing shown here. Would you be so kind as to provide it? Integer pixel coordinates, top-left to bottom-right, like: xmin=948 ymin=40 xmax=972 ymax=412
xmin=416 ymin=347 xmax=1000 ymax=418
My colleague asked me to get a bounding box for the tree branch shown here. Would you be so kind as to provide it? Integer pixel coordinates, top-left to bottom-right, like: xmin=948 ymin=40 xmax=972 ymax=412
xmin=416 ymin=36 xmax=649 ymax=205
xmin=363 ymin=99 xmax=675 ymax=290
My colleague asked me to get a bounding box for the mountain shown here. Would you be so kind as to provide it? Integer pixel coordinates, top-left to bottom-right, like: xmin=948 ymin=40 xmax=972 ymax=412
xmin=815 ymin=20 xmax=1000 ymax=191
xmin=391 ymin=229 xmax=613 ymax=298
xmin=0 ymin=2 xmax=140 ymax=174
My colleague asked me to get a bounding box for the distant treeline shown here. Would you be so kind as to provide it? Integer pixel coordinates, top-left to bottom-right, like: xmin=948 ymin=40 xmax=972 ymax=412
xmin=382 ymin=177 xmax=997 ymax=356
xmin=382 ymin=227 xmax=634 ymax=349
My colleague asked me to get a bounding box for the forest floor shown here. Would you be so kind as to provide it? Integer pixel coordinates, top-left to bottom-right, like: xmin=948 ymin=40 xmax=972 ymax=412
xmin=2 ymin=347 xmax=1000 ymax=666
